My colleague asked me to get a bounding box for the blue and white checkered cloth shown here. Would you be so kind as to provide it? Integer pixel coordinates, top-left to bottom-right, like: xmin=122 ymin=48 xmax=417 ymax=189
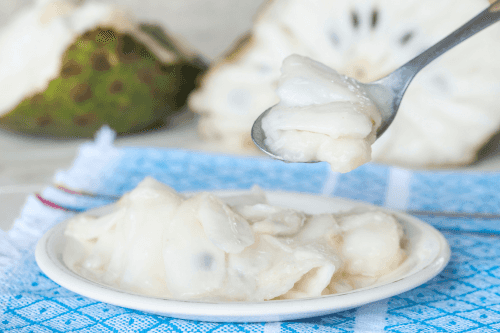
xmin=1 ymin=128 xmax=500 ymax=332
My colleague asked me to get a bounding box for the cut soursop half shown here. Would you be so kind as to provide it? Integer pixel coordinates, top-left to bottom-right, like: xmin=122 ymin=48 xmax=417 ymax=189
xmin=189 ymin=0 xmax=500 ymax=168
xmin=0 ymin=0 xmax=205 ymax=138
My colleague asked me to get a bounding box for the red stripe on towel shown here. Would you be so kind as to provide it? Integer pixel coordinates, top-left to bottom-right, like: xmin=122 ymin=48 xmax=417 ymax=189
xmin=35 ymin=193 xmax=70 ymax=211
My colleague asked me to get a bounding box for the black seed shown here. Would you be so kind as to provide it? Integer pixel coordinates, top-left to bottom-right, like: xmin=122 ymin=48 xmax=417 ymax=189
xmin=198 ymin=253 xmax=214 ymax=271
xmin=371 ymin=9 xmax=379 ymax=28
xmin=109 ymin=80 xmax=124 ymax=94
xmin=61 ymin=60 xmax=82 ymax=78
xmin=91 ymin=52 xmax=111 ymax=71
xmin=71 ymin=84 xmax=92 ymax=103
xmin=329 ymin=32 xmax=340 ymax=46
xmin=351 ymin=11 xmax=360 ymax=29
xmin=400 ymin=32 xmax=414 ymax=45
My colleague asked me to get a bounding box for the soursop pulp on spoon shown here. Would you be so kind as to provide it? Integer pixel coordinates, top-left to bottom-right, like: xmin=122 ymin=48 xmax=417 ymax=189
xmin=190 ymin=0 xmax=500 ymax=169
xmin=256 ymin=55 xmax=381 ymax=173
xmin=253 ymin=0 xmax=500 ymax=172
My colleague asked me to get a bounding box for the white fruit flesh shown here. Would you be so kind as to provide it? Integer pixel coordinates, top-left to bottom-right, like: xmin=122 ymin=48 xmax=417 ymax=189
xmin=63 ymin=177 xmax=405 ymax=301
xmin=262 ymin=55 xmax=381 ymax=173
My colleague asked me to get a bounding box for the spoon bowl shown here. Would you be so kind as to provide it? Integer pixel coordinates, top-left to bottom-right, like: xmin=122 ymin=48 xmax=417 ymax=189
xmin=251 ymin=107 xmax=290 ymax=162
xmin=252 ymin=0 xmax=500 ymax=161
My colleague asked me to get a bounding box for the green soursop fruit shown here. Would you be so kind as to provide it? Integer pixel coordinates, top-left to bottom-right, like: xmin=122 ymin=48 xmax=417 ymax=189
xmin=0 ymin=0 xmax=205 ymax=138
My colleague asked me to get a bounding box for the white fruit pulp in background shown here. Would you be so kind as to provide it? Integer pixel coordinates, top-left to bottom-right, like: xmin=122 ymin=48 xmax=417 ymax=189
xmin=0 ymin=0 xmax=112 ymax=116
xmin=63 ymin=177 xmax=405 ymax=301
xmin=261 ymin=55 xmax=381 ymax=173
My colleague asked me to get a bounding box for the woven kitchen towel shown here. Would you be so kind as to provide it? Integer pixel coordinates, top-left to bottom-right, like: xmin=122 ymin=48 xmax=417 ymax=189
xmin=1 ymin=127 xmax=500 ymax=333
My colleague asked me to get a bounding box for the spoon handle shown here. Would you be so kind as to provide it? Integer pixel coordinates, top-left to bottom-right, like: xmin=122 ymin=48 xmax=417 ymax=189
xmin=383 ymin=0 xmax=500 ymax=94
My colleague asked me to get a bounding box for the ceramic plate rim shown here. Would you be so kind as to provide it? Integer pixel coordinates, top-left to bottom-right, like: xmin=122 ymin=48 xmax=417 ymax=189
xmin=36 ymin=190 xmax=451 ymax=322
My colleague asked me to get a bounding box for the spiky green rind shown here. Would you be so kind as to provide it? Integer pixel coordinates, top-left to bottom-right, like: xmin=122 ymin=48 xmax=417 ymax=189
xmin=0 ymin=27 xmax=203 ymax=137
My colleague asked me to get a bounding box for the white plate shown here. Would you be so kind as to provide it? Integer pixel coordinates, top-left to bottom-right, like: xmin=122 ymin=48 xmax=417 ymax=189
xmin=36 ymin=190 xmax=450 ymax=323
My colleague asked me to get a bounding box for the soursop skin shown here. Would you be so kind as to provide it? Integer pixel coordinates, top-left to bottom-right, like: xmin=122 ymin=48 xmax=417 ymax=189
xmin=0 ymin=0 xmax=204 ymax=138
xmin=0 ymin=27 xmax=202 ymax=137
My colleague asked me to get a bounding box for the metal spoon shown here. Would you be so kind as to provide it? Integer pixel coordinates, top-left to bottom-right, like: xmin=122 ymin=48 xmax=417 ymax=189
xmin=252 ymin=0 xmax=500 ymax=162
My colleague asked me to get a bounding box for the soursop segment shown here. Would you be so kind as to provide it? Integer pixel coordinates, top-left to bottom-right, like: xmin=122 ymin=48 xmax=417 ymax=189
xmin=189 ymin=0 xmax=500 ymax=168
xmin=0 ymin=0 xmax=204 ymax=137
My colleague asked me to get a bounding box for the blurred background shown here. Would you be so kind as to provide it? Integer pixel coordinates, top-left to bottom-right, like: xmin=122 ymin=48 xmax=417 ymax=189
xmin=0 ymin=0 xmax=265 ymax=59
xmin=1 ymin=0 xmax=500 ymax=230
xmin=0 ymin=0 xmax=265 ymax=186
xmin=0 ymin=0 xmax=264 ymax=231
